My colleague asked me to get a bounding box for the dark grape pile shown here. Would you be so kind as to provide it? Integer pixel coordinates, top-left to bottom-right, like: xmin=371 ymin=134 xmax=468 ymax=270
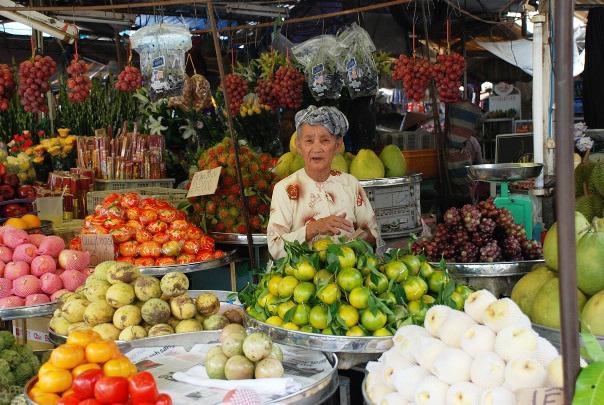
xmin=413 ymin=198 xmax=543 ymax=263
xmin=432 ymin=53 xmax=465 ymax=103
xmin=18 ymin=55 xmax=56 ymax=113
xmin=392 ymin=55 xmax=432 ymax=102
xmin=0 ymin=64 xmax=15 ymax=111
xmin=272 ymin=65 xmax=304 ymax=110
xmin=66 ymin=58 xmax=91 ymax=103
xmin=224 ymin=73 xmax=248 ymax=116
xmin=115 ymin=66 xmax=143 ymax=92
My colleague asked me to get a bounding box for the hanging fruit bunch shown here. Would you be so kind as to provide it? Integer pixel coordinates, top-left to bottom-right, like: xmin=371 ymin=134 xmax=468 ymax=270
xmin=433 ymin=52 xmax=465 ymax=103
xmin=272 ymin=65 xmax=305 ymax=110
xmin=224 ymin=73 xmax=248 ymax=116
xmin=255 ymin=78 xmax=278 ymax=111
xmin=392 ymin=55 xmax=432 ymax=102
xmin=0 ymin=64 xmax=15 ymax=111
xmin=18 ymin=54 xmax=56 ymax=113
xmin=115 ymin=66 xmax=143 ymax=92
xmin=66 ymin=56 xmax=91 ymax=103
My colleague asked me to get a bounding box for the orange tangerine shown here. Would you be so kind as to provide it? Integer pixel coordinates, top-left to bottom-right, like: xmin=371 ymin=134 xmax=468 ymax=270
xmin=4 ymin=217 xmax=28 ymax=230
xmin=21 ymin=214 xmax=41 ymax=229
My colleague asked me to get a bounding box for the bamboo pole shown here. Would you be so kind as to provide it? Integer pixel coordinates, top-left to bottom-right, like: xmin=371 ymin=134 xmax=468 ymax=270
xmin=206 ymin=0 xmax=257 ymax=269
xmin=552 ymin=0 xmax=580 ymax=402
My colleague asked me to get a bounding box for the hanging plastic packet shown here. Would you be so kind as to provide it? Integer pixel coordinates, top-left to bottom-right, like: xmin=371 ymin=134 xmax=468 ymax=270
xmin=337 ymin=23 xmax=379 ymax=99
xmin=130 ymin=23 xmax=192 ymax=101
xmin=292 ymin=35 xmax=343 ymax=100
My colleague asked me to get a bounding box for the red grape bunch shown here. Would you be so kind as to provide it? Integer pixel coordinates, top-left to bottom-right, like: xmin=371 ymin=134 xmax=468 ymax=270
xmin=272 ymin=65 xmax=305 ymax=110
xmin=432 ymin=53 xmax=465 ymax=103
xmin=392 ymin=55 xmax=432 ymax=102
xmin=18 ymin=55 xmax=56 ymax=113
xmin=0 ymin=64 xmax=15 ymax=111
xmin=66 ymin=58 xmax=91 ymax=103
xmin=115 ymin=66 xmax=143 ymax=92
xmin=224 ymin=73 xmax=248 ymax=116
xmin=254 ymin=78 xmax=278 ymax=111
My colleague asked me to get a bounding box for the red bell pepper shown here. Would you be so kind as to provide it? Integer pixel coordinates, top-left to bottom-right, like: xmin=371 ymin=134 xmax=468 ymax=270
xmin=156 ymin=393 xmax=173 ymax=405
xmin=77 ymin=400 xmax=102 ymax=405
xmin=94 ymin=376 xmax=129 ymax=404
xmin=128 ymin=372 xmax=159 ymax=404
xmin=72 ymin=369 xmax=104 ymax=400
xmin=57 ymin=395 xmax=80 ymax=405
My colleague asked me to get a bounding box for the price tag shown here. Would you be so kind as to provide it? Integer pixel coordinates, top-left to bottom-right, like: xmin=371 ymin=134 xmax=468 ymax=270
xmin=516 ymin=388 xmax=563 ymax=405
xmin=186 ymin=167 xmax=222 ymax=198
xmin=81 ymin=234 xmax=115 ymax=266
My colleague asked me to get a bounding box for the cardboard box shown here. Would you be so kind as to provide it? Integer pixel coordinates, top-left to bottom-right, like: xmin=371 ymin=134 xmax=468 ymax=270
xmin=12 ymin=316 xmax=53 ymax=350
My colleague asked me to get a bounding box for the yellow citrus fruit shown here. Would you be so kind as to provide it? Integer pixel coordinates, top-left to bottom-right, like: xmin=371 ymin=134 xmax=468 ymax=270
xmin=266 ymin=316 xmax=283 ymax=326
xmin=21 ymin=214 xmax=41 ymax=229
xmin=373 ymin=328 xmax=393 ymax=337
xmin=346 ymin=326 xmax=367 ymax=336
xmin=267 ymin=276 xmax=282 ymax=296
xmin=282 ymin=322 xmax=299 ymax=331
xmin=5 ymin=217 xmax=28 ymax=230
xmin=349 ymin=287 xmax=371 ymax=309
xmin=277 ymin=300 xmax=296 ymax=319
xmin=338 ymin=304 xmax=359 ymax=328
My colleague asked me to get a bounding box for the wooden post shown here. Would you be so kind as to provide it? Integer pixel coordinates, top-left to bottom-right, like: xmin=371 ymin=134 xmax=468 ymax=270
xmin=206 ymin=0 xmax=257 ymax=269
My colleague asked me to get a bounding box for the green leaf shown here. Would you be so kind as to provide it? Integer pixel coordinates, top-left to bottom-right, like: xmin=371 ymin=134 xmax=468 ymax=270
xmin=283 ymin=306 xmax=296 ymax=323
xmin=310 ymin=253 xmax=320 ymax=271
xmin=327 ymin=261 xmax=341 ymax=274
xmin=376 ymin=299 xmax=394 ymax=316
xmin=581 ymin=332 xmax=604 ymax=363
xmin=368 ymin=295 xmax=379 ymax=315
xmin=573 ymin=361 xmax=604 ymax=405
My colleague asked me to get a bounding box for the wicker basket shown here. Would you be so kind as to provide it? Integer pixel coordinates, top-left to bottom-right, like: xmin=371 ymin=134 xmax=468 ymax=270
xmin=86 ymin=187 xmax=188 ymax=214
xmin=93 ymin=178 xmax=175 ymax=191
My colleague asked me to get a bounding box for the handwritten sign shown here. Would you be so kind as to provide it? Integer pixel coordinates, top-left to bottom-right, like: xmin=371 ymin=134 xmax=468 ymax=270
xmin=81 ymin=234 xmax=115 ymax=266
xmin=516 ymin=387 xmax=563 ymax=405
xmin=186 ymin=167 xmax=222 ymax=198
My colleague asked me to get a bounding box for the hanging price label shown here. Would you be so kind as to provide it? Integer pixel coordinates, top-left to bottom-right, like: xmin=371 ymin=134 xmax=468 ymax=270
xmin=81 ymin=234 xmax=115 ymax=266
xmin=186 ymin=167 xmax=222 ymax=198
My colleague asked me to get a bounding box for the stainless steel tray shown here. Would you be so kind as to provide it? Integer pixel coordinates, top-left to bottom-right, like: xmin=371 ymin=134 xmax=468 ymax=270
xmin=49 ymin=290 xmax=240 ymax=346
xmin=245 ymin=313 xmax=392 ymax=354
xmin=139 ymin=250 xmax=237 ymax=276
xmin=359 ymin=174 xmax=422 ymax=188
xmin=431 ymin=260 xmax=544 ymax=277
xmin=210 ymin=232 xmax=267 ymax=246
xmin=0 ymin=301 xmax=57 ymax=321
xmin=467 ymin=163 xmax=543 ymax=182
xmin=28 ymin=332 xmax=339 ymax=405
xmin=533 ymin=323 xmax=604 ymax=351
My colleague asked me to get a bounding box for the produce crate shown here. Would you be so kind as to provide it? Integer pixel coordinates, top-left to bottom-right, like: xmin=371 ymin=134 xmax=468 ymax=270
xmin=93 ymin=178 xmax=175 ymax=191
xmin=402 ymin=149 xmax=438 ymax=179
xmin=86 ymin=187 xmax=187 ymax=214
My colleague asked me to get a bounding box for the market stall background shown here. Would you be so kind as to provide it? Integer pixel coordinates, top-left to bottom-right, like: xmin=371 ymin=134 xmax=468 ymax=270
xmin=0 ymin=0 xmax=598 ymax=404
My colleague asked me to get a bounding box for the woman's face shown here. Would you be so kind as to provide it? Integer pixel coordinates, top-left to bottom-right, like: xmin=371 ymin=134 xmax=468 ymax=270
xmin=297 ymin=123 xmax=342 ymax=174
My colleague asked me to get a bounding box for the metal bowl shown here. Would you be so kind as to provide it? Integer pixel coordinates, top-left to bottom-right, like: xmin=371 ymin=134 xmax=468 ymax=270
xmin=138 ymin=250 xmax=237 ymax=276
xmin=30 ymin=333 xmax=339 ymax=405
xmin=0 ymin=301 xmax=57 ymax=321
xmin=210 ymin=232 xmax=268 ymax=246
xmin=467 ymin=163 xmax=543 ymax=182
xmin=431 ymin=260 xmax=544 ymax=298
xmin=245 ymin=313 xmax=392 ymax=354
xmin=532 ymin=323 xmax=604 ymax=351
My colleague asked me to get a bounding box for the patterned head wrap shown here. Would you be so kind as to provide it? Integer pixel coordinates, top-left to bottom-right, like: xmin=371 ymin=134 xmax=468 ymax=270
xmin=294 ymin=105 xmax=349 ymax=138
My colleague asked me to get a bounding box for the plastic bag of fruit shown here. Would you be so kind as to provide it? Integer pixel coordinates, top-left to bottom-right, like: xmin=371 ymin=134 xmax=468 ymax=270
xmin=336 ymin=23 xmax=378 ymax=99
xmin=292 ymin=35 xmax=343 ymax=101
xmin=131 ymin=23 xmax=192 ymax=101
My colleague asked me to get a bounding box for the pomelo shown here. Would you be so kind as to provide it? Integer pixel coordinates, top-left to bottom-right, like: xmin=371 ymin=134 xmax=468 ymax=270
xmin=530 ymin=278 xmax=586 ymax=328
xmin=581 ymin=290 xmax=604 ymax=335
xmin=542 ymin=212 xmax=590 ymax=271
xmin=511 ymin=266 xmax=556 ymax=315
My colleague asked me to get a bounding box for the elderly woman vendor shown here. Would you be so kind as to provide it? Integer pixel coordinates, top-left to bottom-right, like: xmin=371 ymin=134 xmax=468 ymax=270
xmin=267 ymin=106 xmax=382 ymax=260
